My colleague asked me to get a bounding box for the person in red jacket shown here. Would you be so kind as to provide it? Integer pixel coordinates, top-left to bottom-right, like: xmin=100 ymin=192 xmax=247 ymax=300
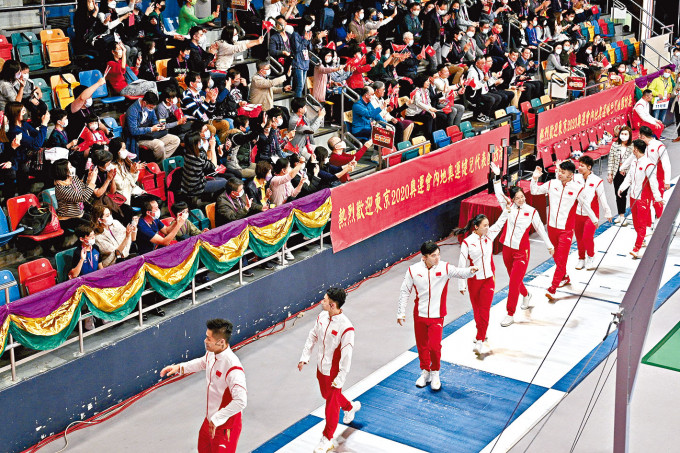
xmin=77 ymin=114 xmax=110 ymax=154
xmin=345 ymin=43 xmax=373 ymax=90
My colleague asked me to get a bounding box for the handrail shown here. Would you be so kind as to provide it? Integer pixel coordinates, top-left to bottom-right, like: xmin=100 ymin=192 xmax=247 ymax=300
xmin=381 ymin=140 xmax=431 ymax=169
xmin=266 ymin=56 xmax=284 ymax=76
xmin=342 ymin=85 xmax=360 ymax=102
xmin=339 ymin=86 xmax=360 ymax=139
xmin=612 ymin=0 xmax=673 ymax=37
xmin=344 ymin=132 xmax=364 ymax=150
xmin=571 ymin=67 xmax=586 ymax=78
xmin=538 ymin=41 xmax=554 ymax=53
xmin=305 ymin=93 xmax=323 ymax=112
xmin=308 ymin=50 xmax=322 ymax=66
xmin=639 ymin=41 xmax=673 ymax=69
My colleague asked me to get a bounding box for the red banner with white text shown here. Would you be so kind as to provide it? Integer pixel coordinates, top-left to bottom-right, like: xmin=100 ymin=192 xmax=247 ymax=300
xmin=536 ymin=81 xmax=635 ymax=149
xmin=330 ymin=126 xmax=509 ymax=252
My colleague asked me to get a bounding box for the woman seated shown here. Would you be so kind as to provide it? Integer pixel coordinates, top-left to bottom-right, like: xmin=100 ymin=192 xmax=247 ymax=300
xmin=109 ymin=138 xmax=150 ymax=208
xmin=5 ymin=101 xmax=49 ymax=188
xmin=403 ymin=75 xmax=437 ymax=141
xmin=92 ymin=204 xmax=137 ymax=267
xmin=90 ymin=146 xmax=135 ymax=223
xmin=106 ymin=42 xmax=158 ymax=97
xmin=180 ymin=130 xmax=228 ymax=208
xmin=53 ymin=158 xmax=96 ymax=231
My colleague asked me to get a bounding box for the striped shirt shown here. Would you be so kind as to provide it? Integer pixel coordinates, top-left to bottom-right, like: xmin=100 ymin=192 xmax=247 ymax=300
xmin=181 ymin=149 xmax=215 ymax=194
xmin=181 ymin=88 xmax=215 ymax=122
xmin=55 ymin=178 xmax=94 ymax=219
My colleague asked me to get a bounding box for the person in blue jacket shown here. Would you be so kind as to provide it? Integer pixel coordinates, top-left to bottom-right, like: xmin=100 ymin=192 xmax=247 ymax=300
xmin=291 ymin=16 xmax=314 ymax=98
xmin=351 ymin=86 xmax=384 ymax=140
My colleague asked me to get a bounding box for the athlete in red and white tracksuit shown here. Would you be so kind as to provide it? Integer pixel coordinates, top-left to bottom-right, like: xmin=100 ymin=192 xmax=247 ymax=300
xmin=178 ymin=348 xmax=247 ymax=453
xmin=573 ymin=169 xmax=612 ymax=268
xmin=493 ymin=180 xmax=553 ymax=317
xmin=458 ymin=211 xmax=508 ymax=345
xmin=618 ymin=152 xmax=663 ymax=257
xmin=398 ymin=257 xmax=477 ymax=373
xmin=299 ymin=295 xmax=356 ymax=448
xmin=642 ymin=136 xmax=671 ymax=218
xmin=531 ymin=165 xmax=598 ymax=298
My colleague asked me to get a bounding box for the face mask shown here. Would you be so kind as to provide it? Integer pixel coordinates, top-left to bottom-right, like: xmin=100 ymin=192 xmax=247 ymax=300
xmin=60 ymin=118 xmax=69 ymax=127
xmin=482 ymin=28 xmax=490 ymax=34
xmin=586 ymin=49 xmax=591 ymax=54
xmin=116 ymin=50 xmax=123 ymax=58
xmin=563 ymin=46 xmax=570 ymax=52
xmin=108 ymin=1 xmax=116 ymax=8
xmin=89 ymin=123 xmax=98 ymax=131
xmin=103 ymin=216 xmax=114 ymax=226
xmin=172 ymin=97 xmax=178 ymax=105
xmin=21 ymin=73 xmax=29 ymax=81
xmin=406 ymin=40 xmax=413 ymax=46
xmin=305 ymin=25 xmax=312 ymax=31
xmin=105 ymin=163 xmax=114 ymax=171
xmin=183 ymin=51 xmax=191 ymax=59
xmin=336 ymin=141 xmax=346 ymax=150
xmin=358 ymin=12 xmax=364 ymax=20
xmin=153 ymin=210 xmax=161 ymax=219
xmin=68 ymin=165 xmax=76 ymax=177
xmin=521 ymin=22 xmax=527 ymax=29
xmin=208 ymin=79 xmax=214 ymax=88
xmin=618 ymin=67 xmax=625 ymax=73
xmin=285 ymin=24 xmax=294 ymax=34
xmin=203 ymin=130 xmax=211 ymax=140
xmin=201 ymin=139 xmax=209 ymax=150
xmin=233 ymin=33 xmax=239 ymax=43
xmin=412 ymin=9 xmax=420 ymax=15
xmin=533 ymin=21 xmax=538 ymax=26
xmin=324 ymin=157 xmax=330 ymax=164
xmin=15 ymin=72 xmax=21 ymax=80
xmin=118 ymin=149 xmax=128 ymax=159
xmin=199 ymin=34 xmax=207 ymax=46
xmin=325 ymin=57 xmax=332 ymax=63
xmin=467 ymin=31 xmax=475 ymax=37
xmin=194 ymin=82 xmax=203 ymax=91
xmin=664 ymin=73 xmax=671 ymax=78
xmin=237 ymin=189 xmax=244 ymax=198
xmin=263 ymin=69 xmax=271 ymax=77
xmin=87 ymin=238 xmax=96 ymax=246
xmin=620 ymin=133 xmax=630 ymax=141
xmin=150 ymin=48 xmax=156 ymax=55
xmin=438 ymin=8 xmax=447 ymax=15
xmin=342 ymin=19 xmax=347 ymax=25
xmin=276 ymin=117 xmax=283 ymax=127
xmin=372 ymin=14 xmax=378 ymax=20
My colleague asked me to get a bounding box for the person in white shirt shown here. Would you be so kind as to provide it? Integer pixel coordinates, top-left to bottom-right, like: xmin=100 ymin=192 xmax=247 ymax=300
xmin=455 ymin=213 xmax=508 ymax=355
xmin=531 ymin=161 xmax=598 ymax=300
xmin=632 ymin=89 xmax=664 ymax=139
xmin=490 ymin=163 xmax=553 ymax=327
xmin=638 ymin=125 xmax=671 ymax=221
xmin=573 ymin=155 xmax=613 ymax=271
xmin=299 ymin=288 xmax=360 ymax=453
xmin=160 ymin=319 xmax=247 ymax=453
xmin=398 ymin=241 xmax=478 ymax=388
xmin=618 ymin=139 xmax=664 ymax=258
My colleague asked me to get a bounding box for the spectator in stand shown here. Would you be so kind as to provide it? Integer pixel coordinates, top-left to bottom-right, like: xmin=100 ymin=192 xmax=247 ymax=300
xmin=0 ymin=61 xmax=27 ymax=113
xmin=397 ymin=32 xmax=425 ymax=87
xmin=647 ymin=67 xmax=675 ymax=123
xmin=518 ymin=47 xmax=539 ymax=76
xmin=313 ymin=48 xmax=344 ymax=106
xmin=166 ymin=42 xmax=192 ymax=84
xmin=169 ymin=201 xmax=207 ymax=240
xmin=97 ymin=0 xmax=133 ymax=39
xmin=137 ymin=41 xmax=164 ymax=83
xmin=91 ymin=146 xmax=134 ymax=223
xmin=270 ymin=156 xmax=306 ymax=206
xmin=404 ymin=75 xmax=438 ymax=141
xmin=256 ymin=107 xmax=288 ymax=162
xmin=420 ymin=0 xmax=450 ymax=71
xmin=327 ymin=136 xmax=371 ymax=173
xmin=126 ymin=91 xmax=181 ymax=161
xmin=264 ymin=0 xmax=297 ymax=21
xmin=330 ymin=12 xmax=350 ymax=45
xmin=65 ymin=73 xmax=112 ymax=143
xmin=403 ymin=3 xmax=423 ymax=37
xmin=52 ymin=158 xmax=95 ymax=230
xmin=106 ymin=43 xmax=158 ymax=97
xmin=465 ymin=56 xmax=502 ymax=123
xmin=109 ymin=138 xmax=150 ymax=208
xmin=348 ymin=7 xmax=371 ymax=42
xmin=370 ymin=81 xmax=413 ymax=143
xmin=77 ymin=113 xmax=110 ymax=154
xmin=250 ymin=61 xmax=291 ymax=111
xmin=215 ymin=25 xmax=265 ymax=72
xmin=632 ymin=89 xmax=665 ymax=138
xmin=46 ymin=109 xmax=80 ymax=153
xmin=289 ymin=98 xmax=325 ymax=160
xmin=177 ymin=0 xmax=218 ymax=35
xmin=245 ymin=160 xmax=273 ymax=209
xmin=216 ymin=177 xmax=263 ymax=226
xmin=156 ymin=87 xmax=190 ymax=138
xmin=431 ymin=66 xmax=465 ymax=126
xmin=545 ymin=42 xmax=570 ymax=81
xmin=351 ymin=87 xmax=383 ymax=140
xmin=69 ymin=224 xmax=103 ymax=281
xmin=5 ymin=101 xmax=49 ymax=188
xmin=136 ymin=198 xmax=186 ymax=255
xmin=344 ymin=44 xmax=374 ymax=91
xmin=182 ymin=71 xmax=217 ymax=122
xmin=181 ymin=130 xmax=227 ymax=205
xmin=314 ymin=146 xmax=356 ymax=185
xmin=227 ymin=115 xmax=258 ymax=178
xmin=91 ymin=204 xmax=137 ymax=267
xmin=270 ymin=16 xmax=294 ymax=72
xmin=15 ymin=62 xmax=47 ymax=122
xmin=187 ymin=26 xmax=218 ymax=74
xmin=290 ymin=16 xmax=315 ymax=99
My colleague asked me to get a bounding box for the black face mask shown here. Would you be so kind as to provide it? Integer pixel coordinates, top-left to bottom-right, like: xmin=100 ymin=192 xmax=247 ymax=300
xmin=159 ymin=4 xmax=165 ymax=11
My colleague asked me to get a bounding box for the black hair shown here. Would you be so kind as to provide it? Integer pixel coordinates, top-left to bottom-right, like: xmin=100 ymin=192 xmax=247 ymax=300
xmin=187 ymin=71 xmax=201 ymax=86
xmin=326 ymin=287 xmax=347 ymax=308
xmin=75 ymin=224 xmax=94 ymax=239
xmin=0 ymin=60 xmax=21 ymax=83
xmin=51 ymin=158 xmax=70 ymax=181
xmin=170 ymin=200 xmax=188 ymax=216
xmin=291 ymin=97 xmax=306 ymax=113
xmin=206 ymin=318 xmax=233 ymax=343
xmin=227 ymin=177 xmax=244 ymax=193
xmin=143 ymin=91 xmax=159 ymax=106
xmin=633 ymin=139 xmax=646 ymax=153
xmin=108 ymin=137 xmax=124 ymax=156
xmin=642 ymin=89 xmax=652 ymax=97
xmin=559 ymin=160 xmax=576 ymax=174
xmin=143 ymin=198 xmax=158 ymax=213
xmin=267 ymin=106 xmax=283 ymax=122
xmin=508 ymin=185 xmax=525 ymax=200
xmin=452 ymin=214 xmax=488 ymax=236
xmin=234 ymin=115 xmax=249 ymax=129
xmin=638 ymin=125 xmax=654 ymax=138
xmin=84 ymin=113 xmax=99 ymax=124
xmin=188 ymin=25 xmax=203 ymax=39
xmin=420 ymin=240 xmax=439 ymax=255
xmin=578 ymin=155 xmax=594 ymax=168
xmin=255 ymin=160 xmax=272 ymax=179
xmin=92 ymin=148 xmax=113 ymax=168
xmin=273 ymin=157 xmax=290 ymax=175
xmin=50 ymin=108 xmax=67 ymax=123
xmin=227 ymin=68 xmax=240 ymax=81
xmin=160 ymin=86 xmax=178 ymax=102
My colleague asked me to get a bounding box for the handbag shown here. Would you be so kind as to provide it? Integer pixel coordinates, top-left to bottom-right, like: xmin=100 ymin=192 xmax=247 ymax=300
xmin=108 ymin=192 xmax=127 ymax=206
xmin=41 ymin=205 xmax=61 ymax=235
xmin=17 ymin=204 xmax=53 ymax=235
xmin=124 ymin=66 xmax=139 ymax=84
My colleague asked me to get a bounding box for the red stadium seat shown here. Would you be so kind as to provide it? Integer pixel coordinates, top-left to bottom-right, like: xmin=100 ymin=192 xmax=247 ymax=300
xmin=537 ymin=145 xmax=555 ymax=173
xmin=521 ymin=102 xmax=535 ymax=130
xmin=446 ymin=125 xmax=464 ymax=142
xmin=138 ymin=162 xmax=166 ymax=201
xmin=18 ymin=258 xmax=57 ymax=296
xmin=0 ymin=34 xmax=13 ymax=60
xmin=7 ymin=194 xmax=64 ymax=243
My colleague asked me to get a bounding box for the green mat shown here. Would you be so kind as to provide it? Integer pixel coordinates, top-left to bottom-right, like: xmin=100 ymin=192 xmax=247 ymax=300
xmin=641 ymin=321 xmax=680 ymax=373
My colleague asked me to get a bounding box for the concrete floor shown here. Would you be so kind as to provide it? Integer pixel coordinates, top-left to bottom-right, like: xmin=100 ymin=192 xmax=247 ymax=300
xmin=30 ymin=129 xmax=680 ymax=453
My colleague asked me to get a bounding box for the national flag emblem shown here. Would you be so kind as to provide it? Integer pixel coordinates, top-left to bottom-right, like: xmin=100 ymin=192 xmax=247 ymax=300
xmin=568 ymin=192 xmax=574 ymax=195
xmin=436 ymin=272 xmax=442 ymax=276
xmin=325 ymin=42 xmax=336 ymax=50
xmin=216 ymin=370 xmax=222 ymax=377
xmin=391 ymin=43 xmax=407 ymax=52
xmin=425 ymin=45 xmax=436 ymax=57
xmin=524 ymin=212 xmax=530 ymax=216
xmin=331 ymin=330 xmax=338 ymax=336
xmin=262 ymin=20 xmax=274 ymax=32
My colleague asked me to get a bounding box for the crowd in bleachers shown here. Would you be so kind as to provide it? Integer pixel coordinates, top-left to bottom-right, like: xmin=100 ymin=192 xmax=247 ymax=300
xmin=0 ymin=0 xmax=678 ymax=309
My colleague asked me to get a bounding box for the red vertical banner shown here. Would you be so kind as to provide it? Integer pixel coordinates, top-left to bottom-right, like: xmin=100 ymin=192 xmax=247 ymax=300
xmin=330 ymin=126 xmax=510 ymax=252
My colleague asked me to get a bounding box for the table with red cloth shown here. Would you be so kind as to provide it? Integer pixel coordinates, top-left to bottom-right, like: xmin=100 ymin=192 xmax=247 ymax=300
xmin=457 ymin=181 xmax=548 ymax=255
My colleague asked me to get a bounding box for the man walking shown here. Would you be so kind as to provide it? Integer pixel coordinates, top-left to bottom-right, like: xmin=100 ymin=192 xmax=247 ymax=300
xmin=299 ymin=288 xmax=360 ymax=453
xmin=160 ymin=319 xmax=247 ymax=453
xmin=397 ymin=241 xmax=478 ymax=390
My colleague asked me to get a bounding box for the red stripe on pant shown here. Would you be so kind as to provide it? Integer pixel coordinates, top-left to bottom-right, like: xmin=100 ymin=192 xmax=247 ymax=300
xmin=468 ymin=276 xmax=495 ymax=341
xmin=574 ymin=214 xmax=596 ymax=260
xmin=547 ymin=226 xmax=573 ymax=289
xmin=413 ymin=315 xmax=444 ymax=371
xmin=631 ymin=196 xmax=651 ymax=251
xmin=198 ymin=417 xmax=241 ymax=453
xmin=502 ymin=247 xmax=529 ymax=316
xmin=317 ymin=369 xmax=353 ymax=440
xmin=654 ymin=183 xmax=665 ymax=218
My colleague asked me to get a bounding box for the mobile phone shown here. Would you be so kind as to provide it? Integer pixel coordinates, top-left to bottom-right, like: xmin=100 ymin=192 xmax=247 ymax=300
xmin=159 ymin=118 xmax=166 ymax=125
xmin=132 ymin=216 xmax=139 ymax=226
xmin=86 ymin=158 xmax=93 ymax=170
xmin=14 ymin=133 xmax=22 ymax=142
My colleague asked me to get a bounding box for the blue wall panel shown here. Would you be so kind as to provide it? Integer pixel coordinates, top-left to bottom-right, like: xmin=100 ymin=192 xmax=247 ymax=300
xmin=0 ymin=194 xmax=467 ymax=452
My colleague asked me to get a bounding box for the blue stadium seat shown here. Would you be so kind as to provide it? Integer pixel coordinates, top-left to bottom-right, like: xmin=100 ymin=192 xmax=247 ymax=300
xmin=55 ymin=247 xmax=78 ymax=283
xmin=0 ymin=270 xmax=21 ymax=305
xmin=505 ymin=106 xmax=522 ymax=134
xmin=79 ymin=70 xmax=125 ymax=105
xmin=432 ymin=129 xmax=451 ymax=149
xmin=101 ymin=117 xmax=123 ymax=138
xmin=0 ymin=208 xmax=24 ymax=247
xmin=33 ymin=77 xmax=53 ymax=110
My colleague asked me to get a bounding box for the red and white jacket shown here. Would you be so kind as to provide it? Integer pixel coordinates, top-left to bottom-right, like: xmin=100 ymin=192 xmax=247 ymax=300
xmin=645 ymin=138 xmax=671 ymax=186
xmin=398 ymin=260 xmax=476 ymax=320
xmin=619 ymin=155 xmax=663 ymax=202
xmin=458 ymin=211 xmax=508 ymax=292
xmin=573 ymin=173 xmax=612 ymax=218
xmin=530 ymin=178 xmax=598 ymax=230
xmin=494 ymin=181 xmax=552 ymax=251
xmin=180 ymin=347 xmax=247 ymax=429
xmin=300 ymin=311 xmax=354 ymax=388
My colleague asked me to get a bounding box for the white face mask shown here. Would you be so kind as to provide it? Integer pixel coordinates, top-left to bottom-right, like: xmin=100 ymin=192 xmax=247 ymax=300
xmin=233 ymin=33 xmax=239 ymax=42
xmin=342 ymin=19 xmax=347 ymax=24
xmin=324 ymin=157 xmax=330 ymax=164
xmin=208 ymin=79 xmax=214 ymax=88
xmin=150 ymin=48 xmax=156 ymax=55
xmin=203 ymin=130 xmax=211 ymax=140
xmin=305 ymin=25 xmax=312 ymax=31
xmin=108 ymin=1 xmax=116 ymax=8
xmin=153 ymin=210 xmax=161 ymax=219
xmin=105 ymin=163 xmax=114 ymax=171
xmin=237 ymin=189 xmax=244 ymax=198
xmin=263 ymin=69 xmax=271 ymax=77
xmin=325 ymin=57 xmax=332 ymax=63
xmin=620 ymin=133 xmax=630 ymax=141
xmin=199 ymin=34 xmax=207 ymax=46
xmin=521 ymin=22 xmax=527 ymax=29
xmin=467 ymin=31 xmax=475 ymax=37
xmin=358 ymin=12 xmax=364 ymax=20
xmin=406 ymin=40 xmax=413 ymax=46
xmin=87 ymin=238 xmax=96 ymax=246
xmin=482 ymin=28 xmax=490 ymax=34
xmin=276 ymin=117 xmax=283 ymax=127
xmin=103 ymin=216 xmax=114 ymax=226
xmin=336 ymin=141 xmax=346 ymax=150
xmin=586 ymin=49 xmax=592 ymax=54
xmin=555 ymin=49 xmax=562 ymax=54
xmin=438 ymin=8 xmax=447 ymax=15
xmin=194 ymin=82 xmax=203 ymax=91
xmin=118 ymin=149 xmax=128 ymax=159
xmin=21 ymin=73 xmax=29 ymax=81
xmin=564 ymin=46 xmax=571 ymax=52
xmin=664 ymin=73 xmax=671 ymax=78
xmin=116 ymin=50 xmax=123 ymax=58
xmin=172 ymin=97 xmax=178 ymax=105
xmin=68 ymin=165 xmax=76 ymax=177
xmin=60 ymin=118 xmax=69 ymax=128
xmin=89 ymin=123 xmax=98 ymax=131
xmin=533 ymin=21 xmax=538 ymax=26
xmin=201 ymin=139 xmax=209 ymax=150
xmin=285 ymin=25 xmax=295 ymax=34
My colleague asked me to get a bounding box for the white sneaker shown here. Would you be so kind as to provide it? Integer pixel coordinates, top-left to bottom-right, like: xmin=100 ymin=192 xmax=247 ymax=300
xmin=521 ymin=292 xmax=534 ymax=310
xmin=641 ymin=239 xmax=647 ymax=248
xmin=285 ymin=250 xmax=294 ymax=261
xmin=278 ymin=251 xmax=288 ymax=266
xmin=430 ymin=370 xmax=441 ymax=391
xmin=500 ymin=315 xmax=514 ymax=327
xmin=575 ymin=259 xmax=585 ymax=270
xmin=473 ymin=340 xmax=483 ymax=355
xmin=585 ymin=256 xmax=596 ymax=270
xmin=621 ymin=218 xmax=629 ymax=227
xmin=342 ymin=401 xmax=361 ymax=424
xmin=314 ymin=436 xmax=334 ymax=453
xmin=415 ymin=370 xmax=431 ymax=388
xmin=614 ymin=216 xmax=624 ymax=224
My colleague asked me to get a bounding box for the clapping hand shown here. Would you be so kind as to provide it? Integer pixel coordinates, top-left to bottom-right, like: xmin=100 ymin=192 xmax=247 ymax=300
xmin=533 ymin=166 xmax=543 ymax=179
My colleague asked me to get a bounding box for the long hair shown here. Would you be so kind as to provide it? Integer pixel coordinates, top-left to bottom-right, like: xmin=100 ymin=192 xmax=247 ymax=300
xmin=0 ymin=60 xmax=21 ymax=83
xmin=90 ymin=203 xmax=108 ymax=235
xmin=5 ymin=101 xmax=24 ymax=127
xmin=452 ymin=214 xmax=488 ymax=236
xmin=185 ymin=130 xmax=202 ymax=158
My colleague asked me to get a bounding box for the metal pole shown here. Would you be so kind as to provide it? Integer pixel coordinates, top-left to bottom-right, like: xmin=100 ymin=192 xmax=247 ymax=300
xmin=138 ymin=299 xmax=144 ymax=327
xmin=191 ymin=276 xmax=196 ymax=305
xmin=238 ymin=257 xmax=244 ymax=285
xmin=9 ymin=334 xmax=16 ymax=381
xmin=319 ymin=231 xmax=324 ymax=250
xmin=77 ymin=318 xmax=84 ymax=354
xmin=340 ymin=88 xmax=345 ymax=139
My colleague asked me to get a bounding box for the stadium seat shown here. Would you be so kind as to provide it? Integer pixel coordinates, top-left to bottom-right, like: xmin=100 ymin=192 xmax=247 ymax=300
xmin=614 ymin=47 xmax=623 ymax=64
xmin=7 ymin=194 xmax=64 ymax=242
xmin=40 ymin=188 xmax=58 ymax=210
xmin=18 ymin=258 xmax=57 ymax=296
xmin=530 ymin=97 xmax=544 ymax=114
xmin=55 ymin=247 xmax=78 ymax=283
xmin=411 ymin=136 xmax=426 ymax=147
xmin=160 ymin=217 xmax=173 ymax=228
xmin=101 ymin=117 xmax=123 ymax=138
xmin=190 ymin=209 xmax=210 ymax=230
xmin=555 ymin=139 xmax=573 ymax=162
xmin=494 ymin=109 xmax=508 ymax=126
xmin=520 ymin=101 xmax=535 ymax=130
xmin=401 ymin=147 xmax=419 ymax=162
xmin=607 ymin=48 xmax=617 ymax=64
xmin=50 ymin=73 xmax=80 ymax=109
xmin=156 ymin=59 xmax=170 ymax=78
xmin=592 ymin=22 xmax=601 ymax=37
xmin=40 ymin=29 xmax=71 ymax=68
xmin=161 ymin=156 xmax=185 ymax=174
xmin=33 ymin=77 xmax=53 ymax=110
xmin=163 ymin=17 xmax=178 ymax=33
xmin=165 ymin=167 xmax=182 ymax=214
xmin=459 ymin=121 xmax=475 ymax=138
xmin=432 ymin=129 xmax=451 ymax=149
xmin=0 ymin=270 xmax=21 ymax=305
xmin=138 ymin=162 xmax=166 ymax=201
xmin=0 ymin=208 xmax=24 ymax=247
xmin=79 ymin=70 xmax=125 ymax=105
xmin=206 ymin=203 xmax=216 ymax=229
xmin=12 ymin=32 xmax=44 ymax=70
xmin=539 ymin=95 xmax=552 ymax=109
xmin=446 ymin=125 xmax=463 ymax=142
xmin=537 ymin=145 xmax=555 ymax=173
xmin=397 ymin=141 xmax=411 ymax=150
xmin=0 ymin=34 xmax=13 ymax=61
xmin=505 ymin=106 xmax=522 ymax=134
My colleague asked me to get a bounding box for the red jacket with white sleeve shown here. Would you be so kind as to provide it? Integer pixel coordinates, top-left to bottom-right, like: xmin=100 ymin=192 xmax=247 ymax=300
xmin=180 ymin=347 xmax=247 ymax=429
xmin=645 ymin=138 xmax=671 ymax=186
xmin=300 ymin=311 xmax=354 ymax=388
xmin=458 ymin=211 xmax=508 ymax=292
xmin=493 ymin=180 xmax=552 ymax=250
xmin=619 ymin=155 xmax=663 ymax=202
xmin=573 ymin=173 xmax=612 ymax=218
xmin=530 ymin=177 xmax=598 ymax=229
xmin=398 ymin=260 xmax=476 ymax=320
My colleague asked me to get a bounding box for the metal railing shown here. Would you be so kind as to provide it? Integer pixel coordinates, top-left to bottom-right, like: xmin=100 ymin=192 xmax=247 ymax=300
xmin=267 ymin=56 xmax=284 ymax=76
xmin=0 ymin=230 xmax=331 ymax=381
xmin=308 ymin=50 xmax=322 ymax=67
xmin=0 ymin=1 xmax=77 ymax=30
xmin=380 ymin=138 xmax=431 ymax=169
xmin=305 ymin=93 xmax=323 ymax=112
xmin=612 ymin=0 xmax=674 ymax=38
xmin=339 ymin=86 xmax=360 ymax=139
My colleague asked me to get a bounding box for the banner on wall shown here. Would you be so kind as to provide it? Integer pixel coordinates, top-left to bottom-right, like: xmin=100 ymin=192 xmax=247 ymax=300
xmin=537 ymin=81 xmax=635 ymax=149
xmin=330 ymin=126 xmax=509 ymax=252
